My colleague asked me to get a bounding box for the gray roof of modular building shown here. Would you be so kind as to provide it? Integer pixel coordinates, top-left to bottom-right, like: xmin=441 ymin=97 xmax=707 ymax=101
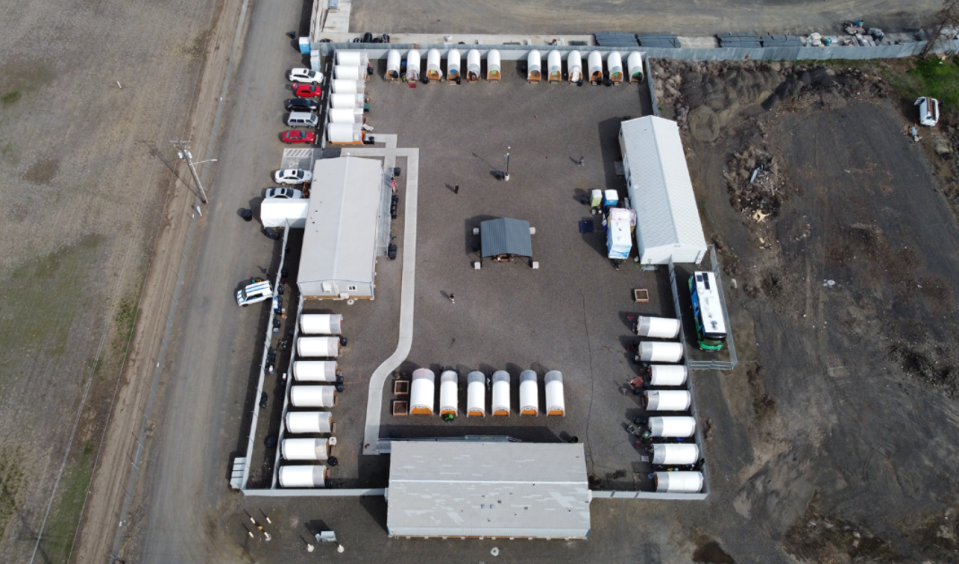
xmin=480 ymin=217 xmax=532 ymax=258
xmin=386 ymin=442 xmax=591 ymax=538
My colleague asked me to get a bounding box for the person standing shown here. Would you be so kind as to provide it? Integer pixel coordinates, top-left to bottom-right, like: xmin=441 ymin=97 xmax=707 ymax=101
xmin=578 ymin=156 xmax=584 ymax=166
xmin=454 ymin=184 xmax=459 ymax=194
xmin=449 ymin=293 xmax=455 ymax=304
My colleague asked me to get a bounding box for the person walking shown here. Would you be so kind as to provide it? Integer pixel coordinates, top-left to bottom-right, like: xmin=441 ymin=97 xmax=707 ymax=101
xmin=449 ymin=293 xmax=455 ymax=304
xmin=454 ymin=184 xmax=459 ymax=194
xmin=578 ymin=156 xmax=584 ymax=166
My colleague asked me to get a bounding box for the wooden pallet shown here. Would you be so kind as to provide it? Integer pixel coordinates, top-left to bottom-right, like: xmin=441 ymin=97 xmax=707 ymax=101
xmin=633 ymin=288 xmax=649 ymax=303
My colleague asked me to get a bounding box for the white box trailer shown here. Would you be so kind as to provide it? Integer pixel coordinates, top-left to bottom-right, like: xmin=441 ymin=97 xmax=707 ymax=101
xmin=282 ymin=438 xmax=331 ymax=461
xmin=300 ymin=313 xmax=343 ymax=335
xmin=279 ymin=465 xmax=327 ymax=488
xmin=467 ymin=371 xmax=486 ymax=416
xmin=285 ymin=411 xmax=332 ymax=434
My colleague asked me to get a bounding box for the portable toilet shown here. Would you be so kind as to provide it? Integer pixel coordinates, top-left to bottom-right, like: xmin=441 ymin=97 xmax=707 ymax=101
xmin=648 ymin=416 xmax=696 ymax=438
xmin=300 ymin=314 xmax=343 ymax=335
xmin=603 ymin=189 xmax=619 ymax=208
xmin=447 ymin=48 xmax=461 ymax=83
xmin=406 ymin=49 xmax=421 ymax=82
xmin=331 ymin=93 xmax=364 ymax=109
xmin=588 ymin=51 xmax=603 ymax=84
xmin=527 ymin=50 xmax=541 ymax=82
xmin=607 ymin=51 xmax=624 ymax=83
xmin=329 ymin=107 xmax=362 ymax=124
xmin=544 ymin=370 xmax=565 ymax=416
xmin=633 ymin=316 xmax=682 ymax=339
xmin=519 ymin=370 xmax=539 ymax=415
xmin=466 ymin=49 xmax=481 ymax=83
xmin=290 ymin=385 xmax=336 ymax=408
xmin=607 ymin=210 xmax=631 ymax=260
xmin=439 ymin=370 xmax=458 ymax=416
xmin=651 ymin=443 xmax=700 ymax=466
xmin=337 ymin=50 xmax=369 ymax=67
xmin=491 ymin=370 xmax=510 ymax=415
xmin=426 ymin=49 xmax=443 ymax=82
xmin=293 ymin=360 xmax=339 ymax=382
xmin=648 ymin=364 xmax=689 ymax=387
xmin=386 ymin=49 xmax=401 ymax=81
xmin=410 ymin=368 xmax=435 ymax=414
xmin=331 ymin=79 xmax=364 ymax=94
xmin=467 ymin=371 xmax=486 ymax=416
xmin=568 ymin=50 xmax=583 ymax=83
xmin=327 ymin=123 xmax=363 ymax=145
xmin=282 ymin=438 xmax=330 ymax=461
xmin=643 ymin=390 xmax=692 ymax=412
xmin=299 ymin=37 xmax=311 ymax=55
xmin=653 ymin=471 xmax=704 ymax=493
xmin=285 ymin=411 xmax=332 ymax=434
xmin=487 ymin=49 xmax=501 ymax=81
xmin=297 ymin=337 xmax=339 ymax=358
xmin=279 ymin=465 xmax=327 ymax=488
xmin=334 ymin=65 xmax=363 ymax=80
xmin=590 ymin=189 xmax=603 ymax=208
xmin=628 ymin=52 xmax=644 ymax=83
xmin=636 ymin=341 xmax=684 ymax=363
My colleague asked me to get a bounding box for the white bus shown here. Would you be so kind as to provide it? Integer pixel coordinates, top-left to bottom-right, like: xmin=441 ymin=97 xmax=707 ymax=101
xmin=689 ymin=271 xmax=727 ymax=351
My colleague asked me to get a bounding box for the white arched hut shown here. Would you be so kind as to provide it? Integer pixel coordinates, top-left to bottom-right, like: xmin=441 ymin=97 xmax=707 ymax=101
xmin=334 ymin=65 xmax=363 ymax=80
xmin=648 ymin=364 xmax=688 ymax=387
xmin=447 ymin=48 xmax=461 ymax=83
xmin=385 ymin=49 xmax=401 ymax=81
xmin=643 ymin=390 xmax=692 ymax=412
xmin=519 ymin=370 xmax=539 ymax=415
xmin=282 ymin=438 xmax=331 ymax=461
xmin=587 ymin=50 xmax=603 ymax=84
xmin=633 ymin=316 xmax=682 ymax=339
xmin=647 ymin=416 xmax=696 ymax=438
xmin=487 ymin=49 xmax=501 ymax=82
xmin=544 ymin=370 xmax=565 ymax=416
xmin=635 ymin=341 xmax=684 ymax=363
xmin=527 ymin=49 xmax=541 ymax=82
xmin=326 ymin=123 xmax=363 ymax=145
xmin=290 ymin=385 xmax=337 ymax=408
xmin=567 ymin=50 xmax=583 ymax=83
xmin=331 ymin=79 xmax=364 ymax=94
xmin=607 ymin=51 xmax=624 ymax=83
xmin=331 ymin=93 xmax=364 ymax=109
xmin=329 ymin=107 xmax=362 ymax=124
xmin=628 ymin=51 xmax=644 ymax=83
xmin=653 ymin=471 xmax=704 ymax=493
xmin=491 ymin=370 xmax=510 ymax=415
xmin=466 ymin=49 xmax=481 ymax=83
xmin=651 ymin=443 xmax=700 ymax=466
xmin=279 ymin=465 xmax=327 ymax=488
xmin=406 ymin=49 xmax=421 ymax=83
xmin=297 ymin=336 xmax=340 ymax=358
xmin=547 ymin=50 xmax=562 ymax=83
xmin=439 ymin=370 xmax=458 ymax=416
xmin=336 ymin=50 xmax=369 ymax=67
xmin=285 ymin=411 xmax=332 ymax=434
xmin=426 ymin=48 xmax=443 ymax=82
xmin=300 ymin=313 xmax=343 ymax=335
xmin=410 ymin=368 xmax=435 ymax=415
xmin=467 ymin=371 xmax=486 ymax=416
xmin=293 ymin=360 xmax=339 ymax=383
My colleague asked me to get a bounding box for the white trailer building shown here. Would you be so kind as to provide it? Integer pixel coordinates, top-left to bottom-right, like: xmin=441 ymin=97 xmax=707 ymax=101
xmin=619 ymin=116 xmax=707 ymax=265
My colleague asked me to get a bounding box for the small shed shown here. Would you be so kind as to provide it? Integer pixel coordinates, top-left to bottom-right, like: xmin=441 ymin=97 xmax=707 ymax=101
xmin=607 ymin=51 xmax=624 ymax=83
xmin=290 ymin=385 xmax=336 ymax=408
xmin=439 ymin=370 xmax=458 ymax=416
xmin=297 ymin=336 xmax=339 ymax=358
xmin=386 ymin=49 xmax=401 ymax=81
xmin=410 ymin=368 xmax=435 ymax=415
xmin=293 ymin=360 xmax=339 ymax=382
xmin=479 ymin=217 xmax=532 ymax=262
xmin=426 ymin=48 xmax=443 ymax=82
xmin=567 ymin=50 xmax=583 ymax=82
xmin=334 ymin=65 xmax=363 ymax=80
xmin=447 ymin=48 xmax=461 ymax=82
xmin=627 ymin=52 xmax=644 ymax=82
xmin=643 ymin=390 xmax=691 ymax=412
xmin=519 ymin=370 xmax=539 ymax=415
xmin=587 ymin=50 xmax=603 ymax=83
xmin=467 ymin=371 xmax=486 ymax=416
xmin=466 ymin=49 xmax=481 ymax=82
xmin=300 ymin=313 xmax=343 ymax=335
xmin=282 ymin=438 xmax=330 ymax=461
xmin=487 ymin=49 xmax=501 ymax=81
xmin=648 ymin=416 xmax=695 ymax=437
xmin=279 ymin=465 xmax=327 ymax=488
xmin=545 ymin=371 xmax=565 ymax=416
xmin=285 ymin=411 xmax=332 ymax=434
xmin=527 ymin=49 xmax=541 ymax=82
xmin=406 ymin=49 xmax=421 ymax=82
xmin=491 ymin=371 xmax=510 ymax=416
xmin=547 ymin=50 xmax=562 ymax=83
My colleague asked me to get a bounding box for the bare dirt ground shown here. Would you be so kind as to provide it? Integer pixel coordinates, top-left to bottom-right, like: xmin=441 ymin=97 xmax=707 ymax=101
xmin=650 ymin=57 xmax=959 ymax=562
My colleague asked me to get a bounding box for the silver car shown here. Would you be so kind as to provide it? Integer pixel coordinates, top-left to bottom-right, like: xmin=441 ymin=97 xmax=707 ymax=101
xmin=273 ymin=169 xmax=312 ymax=185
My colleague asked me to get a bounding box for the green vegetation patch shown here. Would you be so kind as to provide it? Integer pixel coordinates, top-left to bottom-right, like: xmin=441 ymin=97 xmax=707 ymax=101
xmin=38 ymin=441 xmax=95 ymax=563
xmin=0 ymin=91 xmax=20 ymax=106
xmin=0 ymin=447 xmax=26 ymax=542
xmin=887 ymin=58 xmax=959 ymax=110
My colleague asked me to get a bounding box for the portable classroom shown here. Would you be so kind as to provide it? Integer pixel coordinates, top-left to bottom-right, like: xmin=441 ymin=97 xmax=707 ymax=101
xmin=285 ymin=411 xmax=332 ymax=434
xmin=648 ymin=364 xmax=688 ymax=387
xmin=647 ymin=416 xmax=696 ymax=437
xmin=567 ymin=50 xmax=583 ymax=83
xmin=643 ymin=390 xmax=692 ymax=412
xmin=487 ymin=49 xmax=501 ymax=81
xmin=466 ymin=49 xmax=481 ymax=82
xmin=634 ymin=316 xmax=682 ymax=339
xmin=327 ymin=123 xmax=363 ymax=144
xmin=290 ymin=385 xmax=336 ymax=408
xmin=331 ymin=93 xmax=364 ymax=109
xmin=292 ymin=360 xmax=338 ymax=382
xmin=636 ymin=341 xmax=684 ymax=362
xmin=331 ymin=79 xmax=364 ymax=94
xmin=279 ymin=465 xmax=327 ymax=488
xmin=607 ymin=51 xmax=624 ymax=83
xmin=466 ymin=371 xmax=486 ymax=416
xmin=519 ymin=370 xmax=539 ymax=415
xmin=329 ymin=107 xmax=363 ymax=124
xmin=426 ymin=49 xmax=443 ymax=82
xmin=410 ymin=368 xmax=435 ymax=415
xmin=627 ymin=52 xmax=645 ymax=82
xmin=300 ymin=313 xmax=343 ymax=335
xmin=439 ymin=370 xmax=458 ymax=416
xmin=491 ymin=371 xmax=510 ymax=415
xmin=282 ymin=438 xmax=330 ymax=461
xmin=587 ymin=50 xmax=603 ymax=83
xmin=544 ymin=370 xmax=565 ymax=416
xmin=606 ymin=209 xmax=632 ymax=259
xmin=653 ymin=471 xmax=703 ymax=493
xmin=334 ymin=65 xmax=363 ymax=80
xmin=297 ymin=337 xmax=340 ymax=358
xmin=651 ymin=443 xmax=700 ymax=466
xmin=386 ymin=49 xmax=401 ymax=81
xmin=547 ymin=50 xmax=562 ymax=83
xmin=406 ymin=49 xmax=421 ymax=82
xmin=447 ymin=48 xmax=461 ymax=82
xmin=336 ymin=50 xmax=369 ymax=67
xmin=527 ymin=50 xmax=542 ymax=82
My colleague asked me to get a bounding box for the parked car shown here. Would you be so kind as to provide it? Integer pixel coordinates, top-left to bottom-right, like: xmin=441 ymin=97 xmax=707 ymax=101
xmin=281 ymin=130 xmax=315 ymax=144
xmin=292 ymin=83 xmax=321 ymax=98
xmin=915 ymin=96 xmax=940 ymax=127
xmin=264 ymin=187 xmax=303 ymax=199
xmin=273 ymin=169 xmax=312 ymax=184
xmin=288 ymin=68 xmax=324 ymax=83
xmin=236 ymin=279 xmax=272 ymax=307
xmin=286 ymin=98 xmax=319 ymax=112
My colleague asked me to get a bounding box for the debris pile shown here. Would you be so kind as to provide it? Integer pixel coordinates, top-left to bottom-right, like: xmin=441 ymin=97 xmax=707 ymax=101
xmin=724 ymin=146 xmax=787 ymax=217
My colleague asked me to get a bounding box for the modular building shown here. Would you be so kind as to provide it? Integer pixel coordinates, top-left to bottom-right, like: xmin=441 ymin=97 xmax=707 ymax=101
xmin=619 ymin=116 xmax=707 ymax=265
xmin=386 ymin=442 xmax=591 ymax=539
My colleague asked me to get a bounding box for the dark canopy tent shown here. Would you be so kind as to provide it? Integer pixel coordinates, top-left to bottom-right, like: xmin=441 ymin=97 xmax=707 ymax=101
xmin=480 ymin=218 xmax=532 ymax=258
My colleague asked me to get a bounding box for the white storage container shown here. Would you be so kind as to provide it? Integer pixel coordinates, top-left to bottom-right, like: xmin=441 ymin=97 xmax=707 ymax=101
xmin=285 ymin=411 xmax=332 ymax=434
xmin=410 ymin=368 xmax=435 ymax=414
xmin=647 ymin=416 xmax=696 ymax=437
xmin=279 ymin=465 xmax=327 ymax=488
xmin=290 ymin=385 xmax=336 ymax=408
xmin=439 ymin=370 xmax=458 ymax=416
xmin=644 ymin=390 xmax=691 ymax=411
xmin=634 ymin=316 xmax=682 ymax=339
xmin=300 ymin=314 xmax=344 ymax=335
xmin=648 ymin=364 xmax=688 ymax=386
xmin=519 ymin=370 xmax=539 ymax=415
xmin=293 ymin=360 xmax=338 ymax=382
xmin=297 ymin=336 xmax=340 ymax=358
xmin=567 ymin=50 xmax=583 ymax=83
xmin=544 ymin=370 xmax=565 ymax=416
xmin=491 ymin=370 xmax=510 ymax=415
xmin=282 ymin=438 xmax=330 ymax=461
xmin=467 ymin=371 xmax=486 ymax=416
xmin=651 ymin=443 xmax=699 ymax=466
xmin=636 ymin=341 xmax=684 ymax=363
xmin=653 ymin=471 xmax=703 ymax=493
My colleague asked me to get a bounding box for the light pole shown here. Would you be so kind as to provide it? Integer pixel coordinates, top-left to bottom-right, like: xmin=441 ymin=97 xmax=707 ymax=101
xmin=504 ymin=147 xmax=511 ymax=181
xmin=172 ymin=140 xmax=214 ymax=204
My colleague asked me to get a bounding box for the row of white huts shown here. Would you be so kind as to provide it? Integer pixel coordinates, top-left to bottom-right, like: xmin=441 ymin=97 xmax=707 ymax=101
xmin=407 ymin=368 xmax=566 ymax=417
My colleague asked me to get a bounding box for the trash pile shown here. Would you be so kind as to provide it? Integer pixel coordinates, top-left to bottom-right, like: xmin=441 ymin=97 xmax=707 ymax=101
xmin=723 ymin=146 xmax=787 ymax=219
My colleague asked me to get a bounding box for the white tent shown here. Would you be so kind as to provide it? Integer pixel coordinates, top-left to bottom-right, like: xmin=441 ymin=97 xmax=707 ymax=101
xmin=260 ymin=199 xmax=309 ymax=229
xmin=567 ymin=50 xmax=582 ymax=83
xmin=587 ymin=50 xmax=603 ymax=83
xmin=636 ymin=341 xmax=683 ymax=362
xmin=331 ymin=93 xmax=364 ymax=109
xmin=327 ymin=123 xmax=363 ymax=144
xmin=439 ymin=370 xmax=458 ymax=416
xmin=545 ymin=370 xmax=565 ymax=416
xmin=619 ymin=117 xmax=707 ymax=265
xmin=426 ymin=49 xmax=443 ymax=82
xmin=607 ymin=51 xmax=623 ymax=83
xmin=643 ymin=390 xmax=691 ymax=411
xmin=334 ymin=65 xmax=363 ymax=80
xmin=331 ymin=79 xmax=364 ymax=94
xmin=293 ymin=360 xmax=338 ymax=382
xmin=547 ymin=50 xmax=562 ymax=83
xmin=527 ymin=50 xmax=541 ymax=82
xmin=282 ymin=438 xmax=330 ymax=461
xmin=336 ymin=51 xmax=369 ymax=66
xmin=627 ymin=52 xmax=644 ymax=83
xmin=466 ymin=49 xmax=481 ymax=83
xmin=487 ymin=49 xmax=501 ymax=81
xmin=653 ymin=471 xmax=703 ymax=493
xmin=647 ymin=416 xmax=695 ymax=437
xmin=300 ymin=313 xmax=343 ymax=335
xmin=651 ymin=443 xmax=699 ymax=465
xmin=406 ymin=49 xmax=420 ymax=82
xmin=386 ymin=49 xmax=401 ymax=81
xmin=633 ymin=316 xmax=681 ymax=339
xmin=328 ymin=107 xmax=362 ymax=124
xmin=467 ymin=371 xmax=486 ymax=416
xmin=279 ymin=465 xmax=327 ymax=488
xmin=492 ymin=370 xmax=510 ymax=415
xmin=290 ymin=385 xmax=336 ymax=408
xmin=285 ymin=411 xmax=332 ymax=434
xmin=519 ymin=370 xmax=539 ymax=415
xmin=410 ymin=368 xmax=435 ymax=414
xmin=648 ymin=364 xmax=688 ymax=386
xmin=447 ymin=48 xmax=461 ymax=82
xmin=297 ymin=336 xmax=340 ymax=358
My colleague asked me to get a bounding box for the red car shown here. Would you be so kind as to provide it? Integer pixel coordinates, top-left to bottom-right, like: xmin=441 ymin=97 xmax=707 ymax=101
xmin=292 ymin=83 xmax=320 ymax=98
xmin=281 ymin=130 xmax=316 ymax=144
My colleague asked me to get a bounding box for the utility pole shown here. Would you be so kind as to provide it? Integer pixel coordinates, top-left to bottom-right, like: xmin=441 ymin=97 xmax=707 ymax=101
xmin=171 ymin=140 xmax=215 ymax=204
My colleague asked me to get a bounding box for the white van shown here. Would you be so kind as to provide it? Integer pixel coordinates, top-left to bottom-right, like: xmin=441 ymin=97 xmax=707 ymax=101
xmin=287 ymin=111 xmax=319 ymax=128
xmin=236 ymin=280 xmax=273 ymax=307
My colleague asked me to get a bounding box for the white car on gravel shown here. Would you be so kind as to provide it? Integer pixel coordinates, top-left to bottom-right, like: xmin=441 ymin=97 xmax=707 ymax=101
xmin=288 ymin=68 xmax=324 ymax=84
xmin=273 ymin=169 xmax=312 ymax=185
xmin=915 ymin=96 xmax=939 ymax=127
